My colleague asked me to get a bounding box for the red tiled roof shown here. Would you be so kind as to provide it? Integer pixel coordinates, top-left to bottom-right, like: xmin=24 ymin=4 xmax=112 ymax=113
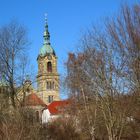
xmin=24 ymin=93 xmax=47 ymax=107
xmin=47 ymin=100 xmax=70 ymax=115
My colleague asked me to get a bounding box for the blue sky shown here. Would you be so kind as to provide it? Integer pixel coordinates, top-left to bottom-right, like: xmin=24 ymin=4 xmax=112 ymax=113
xmin=0 ymin=0 xmax=138 ymax=98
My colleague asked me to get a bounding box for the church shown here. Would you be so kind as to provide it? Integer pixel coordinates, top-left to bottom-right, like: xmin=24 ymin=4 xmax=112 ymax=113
xmin=36 ymin=17 xmax=60 ymax=105
xmin=21 ymin=18 xmax=70 ymax=122
xmin=22 ymin=17 xmax=60 ymax=105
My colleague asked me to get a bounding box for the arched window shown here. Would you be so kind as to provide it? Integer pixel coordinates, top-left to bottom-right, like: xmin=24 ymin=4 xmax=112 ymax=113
xmin=52 ymin=82 xmax=55 ymax=89
xmin=48 ymin=96 xmax=53 ymax=103
xmin=46 ymin=81 xmax=52 ymax=90
xmin=50 ymin=82 xmax=52 ymax=90
xmin=49 ymin=82 xmax=52 ymax=90
xmin=47 ymin=62 xmax=52 ymax=72
xmin=46 ymin=82 xmax=49 ymax=90
xmin=46 ymin=81 xmax=55 ymax=90
xmin=26 ymin=88 xmax=30 ymax=93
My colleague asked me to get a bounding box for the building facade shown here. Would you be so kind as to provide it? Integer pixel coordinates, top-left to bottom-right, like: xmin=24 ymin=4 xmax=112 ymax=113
xmin=36 ymin=18 xmax=60 ymax=105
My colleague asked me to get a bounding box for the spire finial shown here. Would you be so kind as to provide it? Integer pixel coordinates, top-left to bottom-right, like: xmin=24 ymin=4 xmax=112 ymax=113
xmin=43 ymin=13 xmax=50 ymax=45
xmin=45 ymin=13 xmax=47 ymax=25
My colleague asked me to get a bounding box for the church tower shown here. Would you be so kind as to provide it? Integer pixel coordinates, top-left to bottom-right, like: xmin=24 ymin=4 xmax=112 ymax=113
xmin=37 ymin=17 xmax=60 ymax=105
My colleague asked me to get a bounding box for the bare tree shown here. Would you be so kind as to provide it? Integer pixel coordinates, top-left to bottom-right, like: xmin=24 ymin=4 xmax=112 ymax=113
xmin=107 ymin=4 xmax=140 ymax=94
xmin=0 ymin=21 xmax=29 ymax=108
xmin=66 ymin=3 xmax=140 ymax=140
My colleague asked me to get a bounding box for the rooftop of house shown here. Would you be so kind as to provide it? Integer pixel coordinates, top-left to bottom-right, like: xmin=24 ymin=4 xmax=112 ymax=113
xmin=47 ymin=100 xmax=70 ymax=115
xmin=23 ymin=93 xmax=47 ymax=107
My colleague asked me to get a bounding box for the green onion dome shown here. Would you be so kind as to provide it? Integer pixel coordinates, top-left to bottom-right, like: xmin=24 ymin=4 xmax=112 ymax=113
xmin=39 ymin=17 xmax=55 ymax=57
xmin=39 ymin=43 xmax=55 ymax=57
